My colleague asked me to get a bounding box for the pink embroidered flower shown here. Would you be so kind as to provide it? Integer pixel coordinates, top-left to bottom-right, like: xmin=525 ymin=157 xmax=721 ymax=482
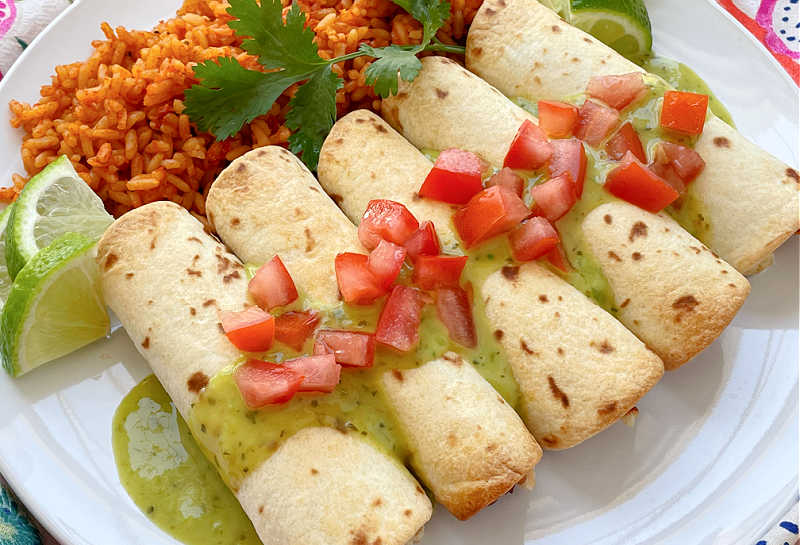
xmin=0 ymin=0 xmax=17 ymax=40
xmin=757 ymin=0 xmax=800 ymax=59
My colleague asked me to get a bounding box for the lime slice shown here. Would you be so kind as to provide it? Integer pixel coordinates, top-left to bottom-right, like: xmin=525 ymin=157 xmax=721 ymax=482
xmin=569 ymin=0 xmax=652 ymax=62
xmin=0 ymin=205 xmax=15 ymax=311
xmin=5 ymin=156 xmax=113 ymax=279
xmin=1 ymin=232 xmax=109 ymax=377
xmin=539 ymin=0 xmax=571 ymax=18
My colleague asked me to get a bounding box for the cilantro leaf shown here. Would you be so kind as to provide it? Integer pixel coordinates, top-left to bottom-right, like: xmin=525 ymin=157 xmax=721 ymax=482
xmin=227 ymin=0 xmax=323 ymax=71
xmin=389 ymin=0 xmax=451 ymax=42
xmin=184 ymin=57 xmax=311 ymax=140
xmin=286 ymin=66 xmax=343 ymax=169
xmin=360 ymin=44 xmax=422 ymax=97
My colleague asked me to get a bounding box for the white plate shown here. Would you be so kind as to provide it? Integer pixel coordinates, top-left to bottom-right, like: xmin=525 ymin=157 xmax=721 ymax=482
xmin=0 ymin=1 xmax=797 ymax=544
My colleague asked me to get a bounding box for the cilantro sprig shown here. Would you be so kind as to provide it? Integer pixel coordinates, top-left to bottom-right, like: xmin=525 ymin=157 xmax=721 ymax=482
xmin=183 ymin=0 xmax=464 ymax=169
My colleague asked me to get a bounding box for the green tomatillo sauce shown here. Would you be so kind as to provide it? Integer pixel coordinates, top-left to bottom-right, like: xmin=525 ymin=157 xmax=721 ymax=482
xmin=112 ymin=375 xmax=260 ymax=545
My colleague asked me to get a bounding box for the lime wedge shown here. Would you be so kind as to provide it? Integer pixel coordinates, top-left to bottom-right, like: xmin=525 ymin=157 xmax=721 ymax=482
xmin=5 ymin=156 xmax=113 ymax=279
xmin=569 ymin=0 xmax=652 ymax=62
xmin=1 ymin=232 xmax=109 ymax=377
xmin=0 ymin=205 xmax=15 ymax=311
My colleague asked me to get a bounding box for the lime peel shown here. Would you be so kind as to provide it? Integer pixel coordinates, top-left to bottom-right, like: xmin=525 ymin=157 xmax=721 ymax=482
xmin=568 ymin=0 xmax=652 ymax=62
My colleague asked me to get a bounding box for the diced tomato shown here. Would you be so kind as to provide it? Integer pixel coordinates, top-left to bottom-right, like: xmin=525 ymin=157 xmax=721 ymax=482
xmin=234 ymin=359 xmax=304 ymax=408
xmin=503 ymin=119 xmax=554 ymax=171
xmin=660 ymin=91 xmax=709 ymax=135
xmin=537 ymin=100 xmax=579 ymax=138
xmin=546 ymin=244 xmax=571 ymax=272
xmin=412 ymin=255 xmax=468 ymax=290
xmin=654 ymin=141 xmax=705 ymax=184
xmin=368 ymin=240 xmax=407 ymax=289
xmin=314 ymin=330 xmax=375 ymax=367
xmin=548 ymin=138 xmax=587 ymax=197
xmin=419 ymin=148 xmax=486 ymax=205
xmin=436 ymin=287 xmax=477 ymax=348
xmin=509 ymin=217 xmax=560 ymax=262
xmin=248 ymin=256 xmax=298 ymax=311
xmin=486 ymin=167 xmax=524 ymax=197
xmin=334 ymin=252 xmax=386 ymax=305
xmin=605 ymin=122 xmax=647 ymax=163
xmin=404 ymin=221 xmax=441 ymax=262
xmin=283 ymin=354 xmax=341 ymax=393
xmin=274 ymin=310 xmax=320 ymax=351
xmin=574 ymin=100 xmax=620 ymax=146
xmin=605 ymin=151 xmax=680 ymax=213
xmin=586 ymin=73 xmax=647 ymax=111
xmin=530 ymin=174 xmax=577 ymax=222
xmin=358 ymin=200 xmax=420 ymax=250
xmin=453 ymin=186 xmax=530 ymax=248
xmin=648 ymin=160 xmax=685 ymax=194
xmin=220 ymin=307 xmax=275 ymax=352
xmin=375 ymin=285 xmax=424 ymax=352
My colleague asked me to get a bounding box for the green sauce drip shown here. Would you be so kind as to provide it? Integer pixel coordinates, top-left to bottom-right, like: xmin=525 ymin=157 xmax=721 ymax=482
xmin=112 ymin=375 xmax=260 ymax=545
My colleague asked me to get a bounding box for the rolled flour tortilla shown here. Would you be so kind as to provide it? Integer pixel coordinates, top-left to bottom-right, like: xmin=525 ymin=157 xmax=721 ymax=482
xmin=206 ymin=146 xmax=540 ymax=519
xmin=318 ymin=112 xmax=664 ymax=448
xmin=466 ymin=0 xmax=799 ymax=275
xmin=97 ymin=201 xmax=431 ymax=545
xmin=378 ymin=59 xmax=750 ymax=369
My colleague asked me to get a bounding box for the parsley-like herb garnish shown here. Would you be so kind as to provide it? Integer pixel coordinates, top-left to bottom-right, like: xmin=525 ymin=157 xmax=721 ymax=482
xmin=183 ymin=0 xmax=464 ymax=169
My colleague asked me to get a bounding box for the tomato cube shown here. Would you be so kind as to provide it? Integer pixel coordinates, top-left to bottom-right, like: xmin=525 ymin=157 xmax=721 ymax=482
xmin=586 ymin=73 xmax=647 ymax=111
xmin=334 ymin=252 xmax=386 ymax=305
xmin=274 ymin=310 xmax=320 ymax=351
xmin=605 ymin=122 xmax=647 ymax=163
xmin=249 ymin=256 xmax=298 ymax=311
xmin=375 ymin=285 xmax=424 ymax=352
xmin=436 ymin=287 xmax=477 ymax=348
xmin=546 ymin=244 xmax=571 ymax=272
xmin=503 ymin=119 xmax=554 ymax=171
xmin=404 ymin=221 xmax=441 ymax=262
xmin=453 ymin=186 xmax=530 ymax=248
xmin=530 ymin=174 xmax=578 ymax=222
xmin=548 ymin=138 xmax=587 ymax=197
xmin=509 ymin=217 xmax=560 ymax=262
xmin=283 ymin=354 xmax=341 ymax=393
xmin=575 ymin=100 xmax=620 ymax=146
xmin=605 ymin=152 xmax=680 ymax=213
xmin=412 ymin=255 xmax=468 ymax=290
xmin=419 ymin=148 xmax=486 ymax=204
xmin=654 ymin=141 xmax=705 ymax=184
xmin=358 ymin=200 xmax=420 ymax=250
xmin=537 ymin=100 xmax=579 ymax=138
xmin=660 ymin=91 xmax=709 ymax=135
xmin=368 ymin=239 xmax=407 ymax=289
xmin=314 ymin=330 xmax=375 ymax=367
xmin=234 ymin=359 xmax=304 ymax=408
xmin=220 ymin=307 xmax=275 ymax=353
xmin=486 ymin=167 xmax=525 ymax=197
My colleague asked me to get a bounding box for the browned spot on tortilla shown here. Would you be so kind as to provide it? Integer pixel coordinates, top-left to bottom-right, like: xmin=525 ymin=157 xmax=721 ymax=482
xmin=411 ymin=192 xmax=421 ymax=201
xmin=141 ymin=337 xmax=150 ymax=349
xmin=538 ymin=294 xmax=549 ymax=302
xmin=557 ymin=295 xmax=563 ymax=301
xmin=330 ymin=193 xmax=344 ymax=208
xmin=416 ymin=486 xmax=425 ymax=495
xmin=308 ymin=185 xmax=319 ymax=192
xmin=217 ymin=322 xmax=225 ymax=333
xmin=603 ymin=214 xmax=612 ymax=224
xmin=689 ymin=246 xmax=702 ymax=254
xmin=597 ymin=401 xmax=617 ymax=416
xmin=497 ymin=394 xmax=505 ymax=404
xmin=551 ymin=24 xmax=561 ymax=32
xmin=230 ymin=217 xmax=240 ymax=227
xmin=486 ymin=443 xmax=497 ymax=452
xmin=150 ymin=237 xmax=158 ymax=250
xmin=554 ymin=311 xmax=560 ymax=318
xmin=446 ymin=433 xmax=458 ymax=447
xmin=673 ymin=295 xmax=699 ymax=312
xmin=629 ymin=221 xmax=648 ymax=242
xmin=202 ymin=299 xmax=216 ymax=307
xmin=520 ymin=339 xmax=538 ymax=356
xmin=497 ymin=0 xmax=507 ymax=6
xmin=404 ymin=509 xmax=413 ymax=517
xmin=494 ymin=329 xmax=504 ymax=340
xmin=583 ymin=37 xmax=593 ymax=43
xmin=484 ymin=7 xmax=496 ymax=15
xmin=187 ymin=371 xmax=209 ymax=393
xmin=601 ymin=59 xmax=607 ymax=65
xmin=594 ymin=340 xmax=615 ymax=353
xmin=375 ymin=124 xmax=387 ymax=133
xmin=540 ymin=435 xmax=559 ymax=448
xmin=236 ymin=162 xmax=247 ymax=173
xmin=391 ymin=369 xmax=403 ymax=382
xmin=621 ymin=298 xmax=630 ymax=308
xmin=310 ymin=468 xmax=318 ymax=475
xmin=189 ymin=307 xmax=196 ymax=316
xmin=355 ymin=117 xmax=366 ymax=124
xmin=557 ymin=347 xmax=564 ymax=355
xmin=372 ymin=498 xmax=383 ymax=507
xmin=571 ymin=57 xmax=580 ymax=63
xmin=632 ymin=252 xmax=642 ymax=261
xmin=608 ymin=251 xmax=622 ymax=262
xmin=125 ymin=272 xmax=134 ymax=279
xmin=728 ymin=283 xmax=737 ymax=288
xmin=442 ymin=352 xmax=461 ymax=365
xmin=223 ymin=271 xmax=240 ymax=283
xmin=534 ymin=75 xmax=542 ymax=85
xmin=435 ymin=88 xmax=449 ymax=99
xmin=502 ymin=265 xmax=519 ymax=280
xmin=548 ymin=376 xmax=569 ymax=408
xmin=304 ymin=227 xmax=315 ymax=252
xmin=721 ymin=270 xmax=728 ymax=274
xmin=471 ymin=47 xmax=483 ymax=57
xmin=787 ymin=168 xmax=799 ymax=183
xmin=258 ymin=505 xmax=264 ymax=513
xmin=103 ymin=253 xmax=118 ymax=271
xmin=187 ymin=236 xmax=202 ymax=244
xmin=147 ymin=300 xmax=153 ymax=305
xmin=713 ymin=136 xmax=730 ymax=148
xmin=187 ymin=268 xmax=202 ymax=277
